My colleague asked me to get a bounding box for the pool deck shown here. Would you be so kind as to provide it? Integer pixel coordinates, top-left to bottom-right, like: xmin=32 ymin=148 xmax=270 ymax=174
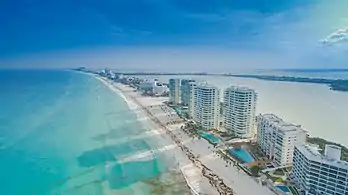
xmin=228 ymin=148 xmax=255 ymax=164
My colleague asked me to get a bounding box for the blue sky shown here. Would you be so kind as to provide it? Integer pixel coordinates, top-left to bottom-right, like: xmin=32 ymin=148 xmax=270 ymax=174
xmin=1 ymin=0 xmax=348 ymax=71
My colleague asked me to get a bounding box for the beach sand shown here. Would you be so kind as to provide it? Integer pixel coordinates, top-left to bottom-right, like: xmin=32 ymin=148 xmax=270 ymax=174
xmin=96 ymin=76 xmax=275 ymax=195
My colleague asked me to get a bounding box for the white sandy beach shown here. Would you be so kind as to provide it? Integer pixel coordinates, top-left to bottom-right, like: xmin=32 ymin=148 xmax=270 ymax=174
xmin=96 ymin=76 xmax=276 ymax=195
xmin=95 ymin=76 xmax=217 ymax=195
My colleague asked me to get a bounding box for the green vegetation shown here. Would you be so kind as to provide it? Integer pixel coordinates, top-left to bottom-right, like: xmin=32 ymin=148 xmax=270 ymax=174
xmin=273 ymin=168 xmax=285 ymax=176
xmin=265 ymin=172 xmax=279 ymax=182
xmin=307 ymin=137 xmax=348 ymax=161
xmin=249 ymin=143 xmax=266 ymax=161
xmin=289 ymin=186 xmax=300 ymax=195
xmin=250 ymin=166 xmax=261 ymax=177
xmin=275 ymin=178 xmax=284 ymax=183
xmin=183 ymin=112 xmax=190 ymax=119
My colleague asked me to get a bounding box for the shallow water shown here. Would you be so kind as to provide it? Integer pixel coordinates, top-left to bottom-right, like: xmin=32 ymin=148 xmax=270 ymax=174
xmin=0 ymin=70 xmax=189 ymax=195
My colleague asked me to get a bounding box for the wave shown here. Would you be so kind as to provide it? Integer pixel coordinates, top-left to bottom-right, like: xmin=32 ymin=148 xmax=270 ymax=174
xmin=118 ymin=149 xmax=156 ymax=163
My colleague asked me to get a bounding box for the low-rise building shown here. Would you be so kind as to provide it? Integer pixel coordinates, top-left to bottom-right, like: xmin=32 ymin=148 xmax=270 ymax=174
xmin=257 ymin=114 xmax=307 ymax=166
xmin=291 ymin=144 xmax=348 ymax=195
xmin=139 ymin=80 xmax=168 ymax=96
xmin=153 ymin=82 xmax=168 ymax=96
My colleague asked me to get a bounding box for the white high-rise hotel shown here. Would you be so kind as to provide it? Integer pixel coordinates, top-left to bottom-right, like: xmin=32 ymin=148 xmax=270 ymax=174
xmin=192 ymin=83 xmax=220 ymax=130
xmin=169 ymin=79 xmax=181 ymax=104
xmin=257 ymin=114 xmax=307 ymax=166
xmin=291 ymin=144 xmax=348 ymax=195
xmin=223 ymin=86 xmax=257 ymax=138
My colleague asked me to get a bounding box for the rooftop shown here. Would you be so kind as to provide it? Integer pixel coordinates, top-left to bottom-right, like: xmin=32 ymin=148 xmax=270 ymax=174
xmin=259 ymin=114 xmax=308 ymax=133
xmin=196 ymin=82 xmax=218 ymax=89
xmin=296 ymin=144 xmax=348 ymax=170
xmin=225 ymin=86 xmax=256 ymax=93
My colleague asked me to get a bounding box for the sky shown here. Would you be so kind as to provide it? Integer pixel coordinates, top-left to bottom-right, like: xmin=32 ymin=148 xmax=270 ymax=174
xmin=1 ymin=0 xmax=348 ymax=71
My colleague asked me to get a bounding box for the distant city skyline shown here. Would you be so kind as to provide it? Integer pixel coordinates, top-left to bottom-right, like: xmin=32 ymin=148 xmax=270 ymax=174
xmin=1 ymin=0 xmax=348 ymax=70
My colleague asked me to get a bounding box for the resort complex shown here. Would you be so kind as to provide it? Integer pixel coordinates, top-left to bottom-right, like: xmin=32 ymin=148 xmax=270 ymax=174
xmin=139 ymin=79 xmax=169 ymax=96
xmin=87 ymin=69 xmax=348 ymax=195
xmin=257 ymin=114 xmax=308 ymax=167
xmin=291 ymin=144 xmax=348 ymax=195
xmin=223 ymin=86 xmax=257 ymax=138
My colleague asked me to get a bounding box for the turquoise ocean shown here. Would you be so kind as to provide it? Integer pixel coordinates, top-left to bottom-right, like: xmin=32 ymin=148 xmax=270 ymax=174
xmin=0 ymin=70 xmax=189 ymax=195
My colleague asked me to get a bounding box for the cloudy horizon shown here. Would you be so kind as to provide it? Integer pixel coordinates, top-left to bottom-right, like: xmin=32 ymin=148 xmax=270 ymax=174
xmin=1 ymin=0 xmax=348 ymax=70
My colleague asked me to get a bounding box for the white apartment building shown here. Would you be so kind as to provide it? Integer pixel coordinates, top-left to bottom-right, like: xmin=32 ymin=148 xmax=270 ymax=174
xmin=257 ymin=114 xmax=307 ymax=166
xmin=291 ymin=144 xmax=348 ymax=195
xmin=223 ymin=86 xmax=257 ymax=138
xmin=169 ymin=79 xmax=181 ymax=104
xmin=181 ymin=79 xmax=195 ymax=106
xmin=193 ymin=83 xmax=220 ymax=130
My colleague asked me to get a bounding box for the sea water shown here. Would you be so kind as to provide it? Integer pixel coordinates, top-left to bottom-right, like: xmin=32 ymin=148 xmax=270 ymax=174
xmin=0 ymin=69 xmax=189 ymax=195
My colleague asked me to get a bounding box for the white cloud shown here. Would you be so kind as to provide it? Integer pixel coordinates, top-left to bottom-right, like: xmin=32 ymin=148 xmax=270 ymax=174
xmin=320 ymin=27 xmax=348 ymax=44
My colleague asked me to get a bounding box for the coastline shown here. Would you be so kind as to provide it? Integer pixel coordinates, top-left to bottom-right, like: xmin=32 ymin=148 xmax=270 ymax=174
xmin=227 ymin=74 xmax=348 ymax=92
xmin=93 ymin=74 xmax=276 ymax=195
xmin=93 ymin=75 xmax=214 ymax=195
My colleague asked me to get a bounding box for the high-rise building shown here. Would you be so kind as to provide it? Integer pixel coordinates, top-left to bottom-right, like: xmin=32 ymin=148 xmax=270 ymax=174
xmin=193 ymin=83 xmax=220 ymax=130
xmin=169 ymin=79 xmax=181 ymax=104
xmin=257 ymin=114 xmax=307 ymax=166
xmin=291 ymin=144 xmax=348 ymax=195
xmin=188 ymin=82 xmax=197 ymax=118
xmin=223 ymin=86 xmax=257 ymax=138
xmin=181 ymin=79 xmax=195 ymax=106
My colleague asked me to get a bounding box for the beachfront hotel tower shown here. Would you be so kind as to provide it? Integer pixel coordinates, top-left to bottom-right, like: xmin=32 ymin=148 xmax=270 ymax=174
xmin=193 ymin=83 xmax=220 ymax=130
xmin=169 ymin=79 xmax=181 ymax=104
xmin=181 ymin=79 xmax=195 ymax=106
xmin=291 ymin=144 xmax=348 ymax=195
xmin=257 ymin=114 xmax=307 ymax=167
xmin=223 ymin=86 xmax=257 ymax=138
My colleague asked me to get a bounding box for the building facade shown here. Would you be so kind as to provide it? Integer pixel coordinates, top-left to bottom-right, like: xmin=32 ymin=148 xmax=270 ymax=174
xmin=169 ymin=79 xmax=181 ymax=104
xmin=291 ymin=144 xmax=348 ymax=195
xmin=223 ymin=86 xmax=257 ymax=138
xmin=188 ymin=82 xmax=197 ymax=118
xmin=153 ymin=82 xmax=168 ymax=96
xmin=193 ymin=83 xmax=220 ymax=130
xmin=257 ymin=114 xmax=307 ymax=166
xmin=181 ymin=79 xmax=195 ymax=106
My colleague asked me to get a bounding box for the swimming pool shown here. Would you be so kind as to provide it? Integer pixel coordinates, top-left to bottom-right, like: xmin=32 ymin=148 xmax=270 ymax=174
xmin=276 ymin=185 xmax=290 ymax=193
xmin=199 ymin=132 xmax=221 ymax=144
xmin=228 ymin=148 xmax=255 ymax=163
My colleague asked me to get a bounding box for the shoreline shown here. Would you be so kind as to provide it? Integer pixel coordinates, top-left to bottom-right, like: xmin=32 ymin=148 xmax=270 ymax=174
xmin=93 ymin=74 xmax=276 ymax=195
xmin=226 ymin=74 xmax=348 ymax=92
xmin=93 ymin=75 xmax=211 ymax=194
